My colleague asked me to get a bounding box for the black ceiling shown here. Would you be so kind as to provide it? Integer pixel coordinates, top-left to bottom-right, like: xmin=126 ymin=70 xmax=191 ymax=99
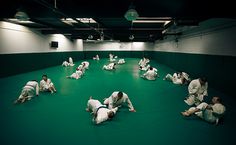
xmin=0 ymin=0 xmax=235 ymax=42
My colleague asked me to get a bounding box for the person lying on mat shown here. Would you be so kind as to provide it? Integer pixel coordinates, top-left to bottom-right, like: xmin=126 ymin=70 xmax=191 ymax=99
xmin=14 ymin=80 xmax=39 ymax=104
xmin=184 ymin=77 xmax=208 ymax=106
xmin=40 ymin=74 xmax=57 ymax=94
xmin=181 ymin=96 xmax=226 ymax=125
xmin=66 ymin=68 xmax=83 ymax=80
xmin=103 ymin=62 xmax=116 ymax=70
xmin=93 ymin=54 xmax=100 ymax=60
xmin=141 ymin=67 xmax=158 ymax=80
xmin=86 ymin=96 xmax=118 ymax=124
xmin=163 ymin=72 xmax=190 ymax=85
xmin=118 ymin=59 xmax=125 ymax=64
xmin=103 ymin=91 xmax=136 ymax=112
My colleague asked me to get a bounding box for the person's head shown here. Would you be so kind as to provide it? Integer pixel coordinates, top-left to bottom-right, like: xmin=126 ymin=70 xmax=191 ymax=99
xmin=42 ymin=75 xmax=48 ymax=81
xmin=149 ymin=67 xmax=153 ymax=70
xmin=199 ymin=77 xmax=207 ymax=85
xmin=31 ymin=80 xmax=38 ymax=82
xmin=212 ymin=96 xmax=221 ymax=104
xmin=107 ymin=111 xmax=115 ymax=119
xmin=117 ymin=91 xmax=123 ymax=99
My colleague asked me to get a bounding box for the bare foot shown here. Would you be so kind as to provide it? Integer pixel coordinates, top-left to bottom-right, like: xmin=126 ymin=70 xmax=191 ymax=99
xmin=181 ymin=111 xmax=190 ymax=116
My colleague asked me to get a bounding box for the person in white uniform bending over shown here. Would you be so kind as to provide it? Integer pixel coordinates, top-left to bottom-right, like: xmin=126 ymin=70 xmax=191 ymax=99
xmin=181 ymin=96 xmax=226 ymax=125
xmin=93 ymin=55 xmax=100 ymax=60
xmin=164 ymin=72 xmax=190 ymax=85
xmin=86 ymin=96 xmax=118 ymax=124
xmin=184 ymin=77 xmax=208 ymax=106
xmin=68 ymin=57 xmax=75 ymax=66
xmin=40 ymin=75 xmax=57 ymax=94
xmin=103 ymin=62 xmax=116 ymax=70
xmin=66 ymin=68 xmax=83 ymax=80
xmin=141 ymin=67 xmax=158 ymax=80
xmin=81 ymin=61 xmax=89 ymax=69
xmin=104 ymin=91 xmax=136 ymax=112
xmin=118 ymin=59 xmax=125 ymax=64
xmin=14 ymin=80 xmax=39 ymax=104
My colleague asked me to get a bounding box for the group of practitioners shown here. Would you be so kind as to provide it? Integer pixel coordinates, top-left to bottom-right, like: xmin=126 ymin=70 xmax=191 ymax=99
xmin=14 ymin=55 xmax=226 ymax=125
xmin=86 ymin=91 xmax=136 ymax=124
xmin=14 ymin=75 xmax=57 ymax=104
xmin=103 ymin=53 xmax=125 ymax=71
xmin=138 ymin=57 xmax=226 ymax=125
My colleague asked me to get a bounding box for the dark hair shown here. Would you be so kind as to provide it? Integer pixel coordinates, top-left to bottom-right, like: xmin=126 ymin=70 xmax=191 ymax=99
xmin=42 ymin=74 xmax=47 ymax=78
xmin=118 ymin=91 xmax=123 ymax=98
xmin=149 ymin=67 xmax=153 ymax=70
xmin=31 ymin=80 xmax=38 ymax=82
xmin=200 ymin=77 xmax=207 ymax=83
xmin=108 ymin=111 xmax=115 ymax=119
xmin=216 ymin=97 xmax=222 ymax=103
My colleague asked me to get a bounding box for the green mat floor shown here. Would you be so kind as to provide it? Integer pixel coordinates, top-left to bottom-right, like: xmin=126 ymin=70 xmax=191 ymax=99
xmin=0 ymin=58 xmax=235 ymax=145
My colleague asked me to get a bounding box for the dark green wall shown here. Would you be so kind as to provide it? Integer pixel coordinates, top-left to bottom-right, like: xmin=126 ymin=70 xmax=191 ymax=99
xmin=83 ymin=51 xmax=152 ymax=59
xmin=1 ymin=50 xmax=235 ymax=96
xmin=0 ymin=51 xmax=84 ymax=78
xmin=150 ymin=51 xmax=236 ymax=96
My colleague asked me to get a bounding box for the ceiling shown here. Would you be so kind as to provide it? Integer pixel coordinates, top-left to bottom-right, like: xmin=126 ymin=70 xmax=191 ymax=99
xmin=0 ymin=0 xmax=235 ymax=42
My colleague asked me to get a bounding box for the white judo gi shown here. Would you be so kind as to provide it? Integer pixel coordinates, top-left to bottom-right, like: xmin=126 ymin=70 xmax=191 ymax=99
xmin=139 ymin=58 xmax=150 ymax=68
xmin=103 ymin=63 xmax=115 ymax=70
xmin=188 ymin=102 xmax=226 ymax=123
xmin=109 ymin=54 xmax=116 ymax=62
xmin=69 ymin=57 xmax=74 ymax=66
xmin=93 ymin=55 xmax=100 ymax=60
xmin=87 ymin=99 xmax=118 ymax=124
xmin=81 ymin=61 xmax=89 ymax=69
xmin=142 ymin=69 xmax=157 ymax=80
xmin=185 ymin=79 xmax=208 ymax=106
xmin=118 ymin=59 xmax=125 ymax=64
xmin=62 ymin=61 xmax=70 ymax=67
xmin=165 ymin=73 xmax=182 ymax=84
xmin=19 ymin=81 xmax=39 ymax=100
xmin=103 ymin=91 xmax=135 ymax=111
xmin=69 ymin=70 xmax=83 ymax=79
xmin=40 ymin=78 xmax=54 ymax=91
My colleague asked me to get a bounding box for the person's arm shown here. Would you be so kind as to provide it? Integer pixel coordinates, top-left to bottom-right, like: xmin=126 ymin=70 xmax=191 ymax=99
xmin=125 ymin=96 xmax=136 ymax=112
xmin=35 ymin=83 xmax=39 ymax=96
xmin=39 ymin=81 xmax=43 ymax=91
xmin=203 ymin=82 xmax=208 ymax=96
xmin=107 ymin=96 xmax=114 ymax=109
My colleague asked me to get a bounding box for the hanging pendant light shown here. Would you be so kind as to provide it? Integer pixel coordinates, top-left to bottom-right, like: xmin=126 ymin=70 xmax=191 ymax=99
xmin=124 ymin=3 xmax=139 ymax=21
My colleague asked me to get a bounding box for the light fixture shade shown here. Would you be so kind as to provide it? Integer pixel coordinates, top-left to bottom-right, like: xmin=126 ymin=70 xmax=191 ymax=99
xmin=15 ymin=11 xmax=29 ymax=21
xmin=124 ymin=9 xmax=139 ymax=21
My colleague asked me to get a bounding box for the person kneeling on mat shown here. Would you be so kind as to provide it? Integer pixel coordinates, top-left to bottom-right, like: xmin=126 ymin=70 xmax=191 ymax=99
xmin=103 ymin=91 xmax=136 ymax=112
xmin=86 ymin=96 xmax=118 ymax=124
xmin=14 ymin=80 xmax=39 ymax=104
